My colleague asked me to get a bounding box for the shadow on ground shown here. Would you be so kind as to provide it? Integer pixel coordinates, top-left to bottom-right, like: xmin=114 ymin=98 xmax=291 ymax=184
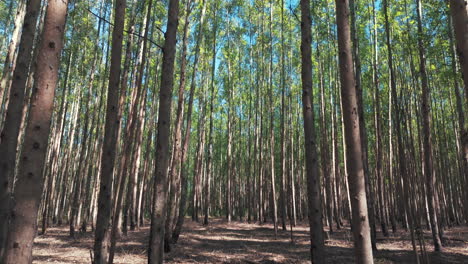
xmin=32 ymin=218 xmax=468 ymax=263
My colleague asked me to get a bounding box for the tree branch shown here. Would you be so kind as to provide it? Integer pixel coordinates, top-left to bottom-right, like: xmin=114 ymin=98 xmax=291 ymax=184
xmin=86 ymin=7 xmax=163 ymax=50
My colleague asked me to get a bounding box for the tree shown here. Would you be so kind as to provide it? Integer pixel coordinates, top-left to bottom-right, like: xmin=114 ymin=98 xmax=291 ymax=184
xmin=165 ymin=0 xmax=193 ymax=251
xmin=0 ymin=0 xmax=41 ymax=258
xmin=300 ymin=0 xmax=325 ymax=262
xmin=172 ymin=0 xmax=207 ymax=242
xmin=93 ymin=0 xmax=127 ymax=262
xmin=0 ymin=0 xmax=26 ymax=125
xmin=416 ymin=0 xmax=442 ymax=252
xmin=449 ymin=0 xmax=468 ymax=223
xmin=148 ymin=0 xmax=180 ymax=261
xmin=335 ymin=0 xmax=374 ymax=262
xmin=2 ymin=0 xmax=69 ymax=262
xmin=204 ymin=1 xmax=218 ymax=226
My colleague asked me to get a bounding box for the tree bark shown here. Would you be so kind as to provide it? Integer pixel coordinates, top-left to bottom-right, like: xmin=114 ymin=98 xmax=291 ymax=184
xmin=148 ymin=0 xmax=180 ymax=261
xmin=93 ymin=0 xmax=127 ymax=262
xmin=416 ymin=0 xmax=442 ymax=252
xmin=349 ymin=0 xmax=377 ymax=250
xmin=165 ymin=0 xmax=192 ymax=251
xmin=335 ymin=0 xmax=374 ymax=263
xmin=0 ymin=0 xmax=41 ymax=257
xmin=0 ymin=0 xmax=27 ymax=127
xmin=449 ymin=0 xmax=468 ymax=223
xmin=204 ymin=3 xmax=218 ymax=226
xmin=300 ymin=0 xmax=325 ymax=262
xmin=2 ymin=0 xmax=69 ymax=262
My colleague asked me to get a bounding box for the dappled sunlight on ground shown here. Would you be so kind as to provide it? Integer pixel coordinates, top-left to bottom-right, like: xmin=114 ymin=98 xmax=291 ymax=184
xmin=32 ymin=218 xmax=468 ymax=263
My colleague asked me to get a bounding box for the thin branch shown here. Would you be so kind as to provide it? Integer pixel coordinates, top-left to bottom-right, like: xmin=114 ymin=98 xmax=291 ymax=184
xmin=289 ymin=5 xmax=300 ymax=23
xmin=85 ymin=7 xmax=163 ymax=50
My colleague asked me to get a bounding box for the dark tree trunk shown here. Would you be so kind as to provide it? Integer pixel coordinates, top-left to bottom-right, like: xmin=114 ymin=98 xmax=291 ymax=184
xmin=2 ymin=0 xmax=69 ymax=262
xmin=449 ymin=0 xmax=468 ymax=223
xmin=300 ymin=0 xmax=325 ymax=262
xmin=148 ymin=0 xmax=180 ymax=261
xmin=335 ymin=0 xmax=374 ymax=262
xmin=416 ymin=0 xmax=442 ymax=252
xmin=0 ymin=0 xmax=41 ymax=256
xmin=93 ymin=0 xmax=127 ymax=262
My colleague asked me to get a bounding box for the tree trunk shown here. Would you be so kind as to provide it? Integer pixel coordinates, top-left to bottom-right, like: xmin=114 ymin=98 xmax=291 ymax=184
xmin=349 ymin=0 xmax=377 ymax=250
xmin=93 ymin=0 xmax=127 ymax=262
xmin=204 ymin=3 xmax=218 ymax=226
xmin=300 ymin=0 xmax=325 ymax=262
xmin=164 ymin=0 xmax=192 ymax=251
xmin=0 ymin=0 xmax=42 ymax=256
xmin=2 ymin=0 xmax=69 ymax=262
xmin=371 ymin=0 xmax=388 ymax=237
xmin=0 ymin=0 xmax=26 ymax=126
xmin=148 ymin=0 xmax=180 ymax=261
xmin=449 ymin=0 xmax=468 ymax=223
xmin=335 ymin=0 xmax=374 ymax=263
xmin=416 ymin=0 xmax=442 ymax=252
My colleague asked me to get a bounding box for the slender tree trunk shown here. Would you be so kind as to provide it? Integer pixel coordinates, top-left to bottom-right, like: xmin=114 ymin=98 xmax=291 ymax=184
xmin=415 ymin=0 xmax=442 ymax=252
xmin=335 ymin=0 xmax=374 ymax=262
xmin=148 ymin=0 xmax=180 ymax=261
xmin=371 ymin=0 xmax=388 ymax=237
xmin=204 ymin=3 xmax=218 ymax=226
xmin=317 ymin=40 xmax=333 ymax=234
xmin=93 ymin=0 xmax=127 ymax=262
xmin=300 ymin=0 xmax=325 ymax=262
xmin=349 ymin=0 xmax=377 ymax=250
xmin=70 ymin=91 xmax=92 ymax=237
xmin=0 ymin=0 xmax=26 ymax=126
xmin=165 ymin=0 xmax=192 ymax=251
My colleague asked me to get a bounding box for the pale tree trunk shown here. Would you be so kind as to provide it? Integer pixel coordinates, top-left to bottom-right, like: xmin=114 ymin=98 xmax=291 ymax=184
xmin=2 ymin=0 xmax=69 ymax=263
xmin=226 ymin=24 xmax=233 ymax=223
xmin=383 ymin=0 xmax=397 ymax=234
xmin=331 ymin=91 xmax=342 ymax=229
xmin=246 ymin=13 xmax=254 ymax=224
xmin=0 ymin=0 xmax=42 ymax=259
xmin=287 ymin=13 xmax=297 ymax=227
xmin=371 ymin=0 xmax=388 ymax=237
xmin=279 ymin=0 xmax=290 ymax=235
xmin=300 ymin=0 xmax=325 ymax=262
xmin=70 ymin=27 xmax=103 ymax=234
xmin=204 ymin=3 xmax=218 ymax=226
xmin=268 ymin=1 xmax=279 ymax=235
xmin=69 ymin=90 xmax=91 ymax=237
xmin=93 ymin=0 xmax=127 ymax=262
xmin=0 ymin=0 xmax=26 ymax=125
xmin=148 ymin=0 xmax=180 ymax=261
xmin=192 ymin=99 xmax=206 ymax=222
xmin=317 ymin=40 xmax=333 ymax=233
xmin=0 ymin=0 xmax=14 ymax=52
xmin=335 ymin=0 xmax=374 ymax=263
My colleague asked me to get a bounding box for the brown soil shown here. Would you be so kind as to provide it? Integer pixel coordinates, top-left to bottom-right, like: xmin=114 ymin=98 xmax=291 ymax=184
xmin=33 ymin=219 xmax=468 ymax=263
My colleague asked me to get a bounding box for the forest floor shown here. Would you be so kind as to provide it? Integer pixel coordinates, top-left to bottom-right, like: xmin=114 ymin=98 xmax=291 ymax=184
xmin=33 ymin=218 xmax=468 ymax=263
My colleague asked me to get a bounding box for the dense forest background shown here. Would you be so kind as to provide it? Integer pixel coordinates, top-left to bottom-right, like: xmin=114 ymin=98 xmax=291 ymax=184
xmin=0 ymin=0 xmax=467 ymax=263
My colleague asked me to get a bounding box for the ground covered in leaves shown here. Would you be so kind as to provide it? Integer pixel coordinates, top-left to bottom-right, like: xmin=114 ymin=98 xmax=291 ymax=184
xmin=33 ymin=218 xmax=468 ymax=263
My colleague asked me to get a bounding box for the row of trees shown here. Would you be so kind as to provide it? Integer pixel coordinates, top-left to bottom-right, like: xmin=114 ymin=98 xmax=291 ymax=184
xmin=0 ymin=0 xmax=466 ymax=263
